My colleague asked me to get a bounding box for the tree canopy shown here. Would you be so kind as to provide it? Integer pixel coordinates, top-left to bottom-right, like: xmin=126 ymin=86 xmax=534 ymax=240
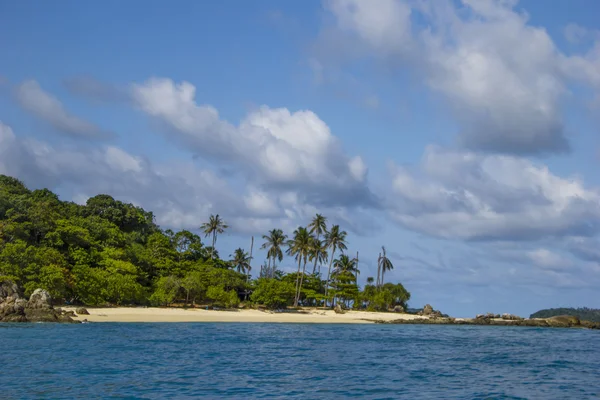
xmin=0 ymin=175 xmax=411 ymax=310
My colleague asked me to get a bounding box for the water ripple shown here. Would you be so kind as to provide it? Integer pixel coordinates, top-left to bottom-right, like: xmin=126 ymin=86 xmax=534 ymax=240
xmin=1 ymin=323 xmax=600 ymax=399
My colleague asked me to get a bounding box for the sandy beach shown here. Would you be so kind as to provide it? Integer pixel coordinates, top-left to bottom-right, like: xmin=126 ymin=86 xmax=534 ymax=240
xmin=64 ymin=307 xmax=430 ymax=324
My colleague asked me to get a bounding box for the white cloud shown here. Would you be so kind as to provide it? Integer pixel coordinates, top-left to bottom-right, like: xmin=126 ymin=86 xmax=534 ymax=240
xmin=388 ymin=145 xmax=600 ymax=241
xmin=527 ymin=248 xmax=572 ymax=271
xmin=317 ymin=0 xmax=600 ymax=155
xmin=130 ymin=78 xmax=374 ymax=207
xmin=15 ymin=80 xmax=111 ymax=139
xmin=0 ymin=120 xmax=376 ymax=236
xmin=325 ymin=0 xmax=412 ymax=54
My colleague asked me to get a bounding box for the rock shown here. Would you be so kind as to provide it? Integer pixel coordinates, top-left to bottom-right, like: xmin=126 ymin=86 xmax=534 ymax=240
xmin=27 ymin=289 xmax=53 ymax=309
xmin=545 ymin=315 xmax=580 ymax=328
xmin=0 ymin=280 xmax=22 ymax=302
xmin=0 ymin=281 xmax=78 ymax=323
xmin=63 ymin=310 xmax=75 ymax=317
xmin=392 ymin=305 xmax=405 ymax=313
xmin=334 ymin=304 xmax=345 ymax=314
xmin=520 ymin=319 xmax=549 ymax=327
xmin=502 ymin=313 xmax=523 ymax=321
xmin=76 ymin=307 xmax=90 ymax=315
xmin=422 ymin=304 xmax=434 ymax=315
xmin=581 ymin=320 xmax=600 ymax=329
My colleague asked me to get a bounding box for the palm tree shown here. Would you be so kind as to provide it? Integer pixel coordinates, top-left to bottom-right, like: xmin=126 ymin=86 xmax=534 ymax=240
xmin=261 ymin=229 xmax=287 ymax=278
xmin=308 ymin=214 xmax=327 ymax=274
xmin=309 ymin=237 xmax=328 ymax=275
xmin=332 ymin=254 xmax=359 ymax=276
xmin=378 ymin=246 xmax=394 ymax=288
xmin=230 ymin=248 xmax=251 ymax=279
xmin=323 ymin=224 xmax=347 ymax=305
xmin=287 ymin=226 xmax=312 ymax=306
xmin=200 ymin=214 xmax=228 ymax=260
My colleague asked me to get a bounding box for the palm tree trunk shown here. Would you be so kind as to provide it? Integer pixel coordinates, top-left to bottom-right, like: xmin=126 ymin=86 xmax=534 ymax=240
xmin=211 ymin=232 xmax=216 ymax=260
xmin=293 ymin=256 xmax=302 ymax=307
xmin=376 ymin=252 xmax=381 ymax=289
xmin=296 ymin=256 xmax=308 ymax=306
xmin=324 ymin=245 xmax=336 ymax=307
xmin=311 ymin=233 xmax=320 ymax=275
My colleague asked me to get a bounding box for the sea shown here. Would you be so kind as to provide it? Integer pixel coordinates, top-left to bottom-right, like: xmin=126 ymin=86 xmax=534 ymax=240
xmin=1 ymin=323 xmax=599 ymax=399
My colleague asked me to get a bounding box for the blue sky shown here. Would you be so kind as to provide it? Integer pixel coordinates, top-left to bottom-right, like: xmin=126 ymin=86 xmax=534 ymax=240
xmin=2 ymin=0 xmax=600 ymax=317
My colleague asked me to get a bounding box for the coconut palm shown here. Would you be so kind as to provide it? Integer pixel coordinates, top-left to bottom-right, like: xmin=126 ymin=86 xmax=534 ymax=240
xmin=286 ymin=226 xmax=312 ymax=306
xmin=378 ymin=246 xmax=394 ymax=288
xmin=332 ymin=254 xmax=359 ymax=276
xmin=309 ymin=237 xmax=328 ymax=275
xmin=261 ymin=229 xmax=287 ymax=278
xmin=200 ymin=214 xmax=228 ymax=260
xmin=230 ymin=248 xmax=251 ymax=279
xmin=308 ymin=214 xmax=327 ymax=274
xmin=323 ymin=224 xmax=347 ymax=305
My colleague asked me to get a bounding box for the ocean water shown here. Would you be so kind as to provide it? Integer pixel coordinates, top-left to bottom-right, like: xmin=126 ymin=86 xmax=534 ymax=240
xmin=1 ymin=323 xmax=599 ymax=399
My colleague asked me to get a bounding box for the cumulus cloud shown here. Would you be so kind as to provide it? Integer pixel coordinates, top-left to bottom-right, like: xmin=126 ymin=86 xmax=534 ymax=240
xmin=0 ymin=120 xmax=376 ymax=236
xmin=388 ymin=145 xmax=600 ymax=241
xmin=130 ymin=77 xmax=376 ymax=208
xmin=15 ymin=80 xmax=112 ymax=139
xmin=316 ymin=0 xmax=600 ymax=155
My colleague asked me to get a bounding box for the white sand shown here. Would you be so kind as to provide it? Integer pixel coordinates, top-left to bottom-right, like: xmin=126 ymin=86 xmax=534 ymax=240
xmin=65 ymin=307 xmax=430 ymax=324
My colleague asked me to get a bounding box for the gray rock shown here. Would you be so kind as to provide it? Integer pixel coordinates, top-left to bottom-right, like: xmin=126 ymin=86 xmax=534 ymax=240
xmin=76 ymin=307 xmax=90 ymax=315
xmin=423 ymin=304 xmax=434 ymax=315
xmin=392 ymin=305 xmax=405 ymax=313
xmin=27 ymin=289 xmax=53 ymax=309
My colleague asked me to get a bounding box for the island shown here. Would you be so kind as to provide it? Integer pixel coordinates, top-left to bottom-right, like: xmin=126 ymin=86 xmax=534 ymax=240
xmin=1 ymin=174 xmax=598 ymax=329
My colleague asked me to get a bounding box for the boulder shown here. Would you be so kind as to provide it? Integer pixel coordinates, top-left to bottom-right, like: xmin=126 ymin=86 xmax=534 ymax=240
xmin=76 ymin=307 xmax=90 ymax=315
xmin=334 ymin=304 xmax=345 ymax=314
xmin=422 ymin=304 xmax=434 ymax=315
xmin=502 ymin=313 xmax=523 ymax=321
xmin=392 ymin=305 xmax=405 ymax=313
xmin=0 ymin=280 xmax=22 ymax=302
xmin=0 ymin=281 xmax=78 ymax=323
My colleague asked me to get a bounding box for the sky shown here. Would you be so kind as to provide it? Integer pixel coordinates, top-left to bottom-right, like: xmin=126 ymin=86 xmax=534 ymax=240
xmin=1 ymin=0 xmax=600 ymax=317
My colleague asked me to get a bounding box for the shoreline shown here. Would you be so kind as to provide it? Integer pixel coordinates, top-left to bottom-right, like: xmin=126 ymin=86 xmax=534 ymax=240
xmin=59 ymin=307 xmax=600 ymax=329
xmin=64 ymin=307 xmax=430 ymax=324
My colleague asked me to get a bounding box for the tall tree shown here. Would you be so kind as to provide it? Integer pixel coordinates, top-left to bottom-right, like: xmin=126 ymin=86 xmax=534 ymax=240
xmin=230 ymin=248 xmax=251 ymax=279
xmin=309 ymin=237 xmax=328 ymax=275
xmin=331 ymin=254 xmax=359 ymax=308
xmin=378 ymin=246 xmax=394 ymax=288
xmin=261 ymin=229 xmax=287 ymax=278
xmin=286 ymin=226 xmax=311 ymax=306
xmin=308 ymin=214 xmax=327 ymax=274
xmin=323 ymin=224 xmax=347 ymax=305
xmin=200 ymin=214 xmax=228 ymax=260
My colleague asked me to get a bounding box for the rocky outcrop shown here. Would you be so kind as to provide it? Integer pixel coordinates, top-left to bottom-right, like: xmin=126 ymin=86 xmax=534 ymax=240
xmin=334 ymin=304 xmax=345 ymax=314
xmin=0 ymin=280 xmax=79 ymax=323
xmin=422 ymin=304 xmax=433 ymax=315
xmin=392 ymin=305 xmax=405 ymax=313
xmin=76 ymin=307 xmax=90 ymax=315
xmin=379 ymin=313 xmax=599 ymax=330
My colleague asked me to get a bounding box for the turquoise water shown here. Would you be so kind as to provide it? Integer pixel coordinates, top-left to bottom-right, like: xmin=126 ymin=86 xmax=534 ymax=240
xmin=1 ymin=323 xmax=599 ymax=399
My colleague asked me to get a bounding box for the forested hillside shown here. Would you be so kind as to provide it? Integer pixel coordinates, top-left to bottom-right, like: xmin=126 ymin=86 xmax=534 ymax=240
xmin=530 ymin=308 xmax=600 ymax=322
xmin=0 ymin=175 xmax=410 ymax=309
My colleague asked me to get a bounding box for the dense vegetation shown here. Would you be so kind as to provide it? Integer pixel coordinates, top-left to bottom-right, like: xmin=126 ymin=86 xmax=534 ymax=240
xmin=530 ymin=308 xmax=600 ymax=322
xmin=0 ymin=175 xmax=410 ymax=310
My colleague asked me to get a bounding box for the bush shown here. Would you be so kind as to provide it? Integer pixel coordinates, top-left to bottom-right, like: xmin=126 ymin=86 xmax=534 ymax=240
xmin=250 ymin=278 xmax=295 ymax=309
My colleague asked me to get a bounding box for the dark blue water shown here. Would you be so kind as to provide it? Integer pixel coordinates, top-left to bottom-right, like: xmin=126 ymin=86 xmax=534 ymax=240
xmin=1 ymin=323 xmax=599 ymax=399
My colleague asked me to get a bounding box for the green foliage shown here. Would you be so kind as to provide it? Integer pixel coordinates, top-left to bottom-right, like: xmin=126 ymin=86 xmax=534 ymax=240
xmin=530 ymin=308 xmax=600 ymax=322
xmin=0 ymin=174 xmax=412 ymax=311
xmin=206 ymin=285 xmax=239 ymax=308
xmin=251 ymin=278 xmax=296 ymax=309
xmin=150 ymin=276 xmax=181 ymax=306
